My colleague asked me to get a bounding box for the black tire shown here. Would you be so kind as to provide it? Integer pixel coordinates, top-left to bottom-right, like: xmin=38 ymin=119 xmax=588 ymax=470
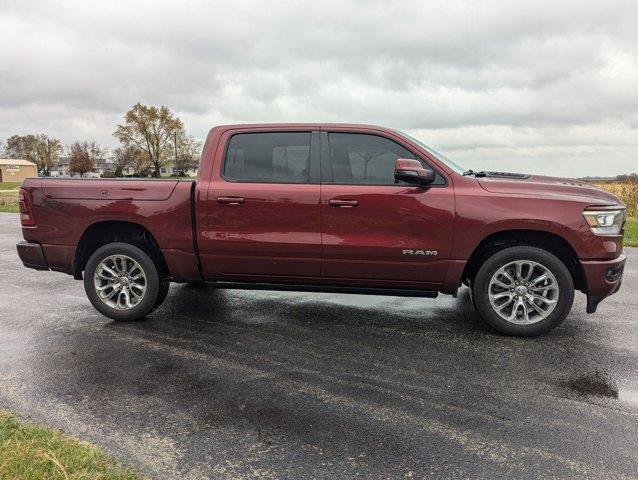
xmin=468 ymin=279 xmax=479 ymax=311
xmin=472 ymin=246 xmax=574 ymax=336
xmin=151 ymin=279 xmax=170 ymax=312
xmin=84 ymin=242 xmax=162 ymax=321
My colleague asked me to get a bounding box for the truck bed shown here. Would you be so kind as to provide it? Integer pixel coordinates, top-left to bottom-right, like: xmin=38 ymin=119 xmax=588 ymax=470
xmin=19 ymin=177 xmax=200 ymax=282
xmin=40 ymin=177 xmax=192 ymax=200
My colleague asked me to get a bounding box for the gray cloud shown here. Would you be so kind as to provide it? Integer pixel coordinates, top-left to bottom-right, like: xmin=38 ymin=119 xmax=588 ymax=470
xmin=1 ymin=0 xmax=637 ymax=176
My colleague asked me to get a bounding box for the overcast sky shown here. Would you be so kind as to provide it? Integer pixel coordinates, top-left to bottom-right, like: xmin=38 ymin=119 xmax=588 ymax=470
xmin=1 ymin=0 xmax=637 ymax=176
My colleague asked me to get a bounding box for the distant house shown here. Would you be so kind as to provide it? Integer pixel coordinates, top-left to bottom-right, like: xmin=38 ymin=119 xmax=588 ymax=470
xmin=90 ymin=157 xmax=114 ymax=178
xmin=52 ymin=156 xmax=115 ymax=178
xmin=160 ymin=164 xmax=198 ymax=177
xmin=0 ymin=158 xmax=38 ymax=182
xmin=54 ymin=156 xmax=70 ymax=177
xmin=159 ymin=165 xmax=174 ymax=176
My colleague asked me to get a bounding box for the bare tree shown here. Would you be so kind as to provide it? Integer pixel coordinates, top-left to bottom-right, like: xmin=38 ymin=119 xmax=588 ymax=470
xmin=67 ymin=141 xmax=93 ymax=178
xmin=88 ymin=141 xmax=107 ymax=172
xmin=113 ymin=103 xmax=184 ymax=178
xmin=111 ymin=145 xmax=140 ymax=177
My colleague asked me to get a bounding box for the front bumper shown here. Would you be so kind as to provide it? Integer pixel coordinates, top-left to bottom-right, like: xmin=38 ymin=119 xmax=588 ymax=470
xmin=16 ymin=241 xmax=49 ymax=271
xmin=580 ymin=252 xmax=626 ymax=313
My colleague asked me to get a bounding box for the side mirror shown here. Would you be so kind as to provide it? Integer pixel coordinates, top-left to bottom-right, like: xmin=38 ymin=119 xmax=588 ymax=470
xmin=394 ymin=158 xmax=435 ymax=186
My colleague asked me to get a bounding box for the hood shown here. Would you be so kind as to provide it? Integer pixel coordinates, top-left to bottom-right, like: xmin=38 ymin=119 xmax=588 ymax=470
xmin=476 ymin=173 xmax=624 ymax=206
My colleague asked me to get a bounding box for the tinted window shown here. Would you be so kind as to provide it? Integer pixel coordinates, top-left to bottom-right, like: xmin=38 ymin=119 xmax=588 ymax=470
xmin=328 ymin=133 xmax=439 ymax=185
xmin=224 ymin=132 xmax=311 ymax=183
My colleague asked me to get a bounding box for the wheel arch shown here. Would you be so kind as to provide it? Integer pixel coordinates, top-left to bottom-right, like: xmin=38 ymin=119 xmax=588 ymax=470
xmin=74 ymin=221 xmax=169 ymax=280
xmin=462 ymin=229 xmax=585 ymax=291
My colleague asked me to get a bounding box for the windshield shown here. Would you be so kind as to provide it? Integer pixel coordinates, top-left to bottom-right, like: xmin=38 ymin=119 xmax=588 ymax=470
xmin=397 ymin=130 xmax=466 ymax=175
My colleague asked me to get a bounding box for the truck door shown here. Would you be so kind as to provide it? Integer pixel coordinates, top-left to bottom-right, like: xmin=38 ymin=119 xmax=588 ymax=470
xmin=320 ymin=130 xmax=455 ymax=287
xmin=200 ymin=130 xmax=322 ymax=280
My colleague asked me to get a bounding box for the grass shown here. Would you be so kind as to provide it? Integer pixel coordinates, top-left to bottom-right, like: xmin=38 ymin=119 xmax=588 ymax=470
xmin=625 ymin=217 xmax=638 ymax=247
xmin=0 ymin=203 xmax=18 ymax=213
xmin=0 ymin=410 xmax=142 ymax=480
xmin=0 ymin=181 xmax=21 ymax=190
xmin=0 ymin=188 xmax=19 ymax=213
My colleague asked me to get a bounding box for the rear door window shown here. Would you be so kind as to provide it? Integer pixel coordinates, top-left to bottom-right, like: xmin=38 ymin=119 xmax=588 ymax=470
xmin=224 ymin=132 xmax=311 ymax=183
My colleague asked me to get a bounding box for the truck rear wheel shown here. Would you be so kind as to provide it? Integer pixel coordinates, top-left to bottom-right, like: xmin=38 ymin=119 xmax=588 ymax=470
xmin=84 ymin=242 xmax=163 ymax=321
xmin=472 ymin=246 xmax=574 ymax=336
xmin=152 ymin=279 xmax=170 ymax=312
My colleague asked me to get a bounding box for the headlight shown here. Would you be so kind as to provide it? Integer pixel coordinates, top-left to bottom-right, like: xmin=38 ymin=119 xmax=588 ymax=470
xmin=583 ymin=209 xmax=626 ymax=235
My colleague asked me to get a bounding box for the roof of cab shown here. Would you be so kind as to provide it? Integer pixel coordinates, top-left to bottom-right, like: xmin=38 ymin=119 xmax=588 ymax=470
xmin=209 ymin=123 xmax=397 ymax=133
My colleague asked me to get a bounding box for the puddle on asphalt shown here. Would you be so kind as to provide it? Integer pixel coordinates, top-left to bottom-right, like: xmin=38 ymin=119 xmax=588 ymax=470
xmin=619 ymin=387 xmax=638 ymax=407
xmin=563 ymin=373 xmax=618 ymax=399
xmin=562 ymin=373 xmax=638 ymax=407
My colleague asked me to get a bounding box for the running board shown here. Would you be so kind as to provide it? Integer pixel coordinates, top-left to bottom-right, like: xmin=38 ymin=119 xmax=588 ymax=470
xmin=211 ymin=281 xmax=438 ymax=298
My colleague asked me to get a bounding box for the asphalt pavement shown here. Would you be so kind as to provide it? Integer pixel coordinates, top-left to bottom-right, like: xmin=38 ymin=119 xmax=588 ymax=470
xmin=0 ymin=212 xmax=636 ymax=479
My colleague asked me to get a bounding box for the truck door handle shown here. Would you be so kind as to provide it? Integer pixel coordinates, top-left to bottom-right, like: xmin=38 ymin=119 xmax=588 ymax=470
xmin=329 ymin=199 xmax=358 ymax=207
xmin=217 ymin=196 xmax=245 ymax=205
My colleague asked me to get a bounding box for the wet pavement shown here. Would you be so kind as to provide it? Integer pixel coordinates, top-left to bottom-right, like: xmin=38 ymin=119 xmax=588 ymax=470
xmin=0 ymin=212 xmax=637 ymax=479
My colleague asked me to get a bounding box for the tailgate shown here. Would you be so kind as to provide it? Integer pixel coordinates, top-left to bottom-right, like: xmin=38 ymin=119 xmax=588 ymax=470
xmin=42 ymin=179 xmax=179 ymax=200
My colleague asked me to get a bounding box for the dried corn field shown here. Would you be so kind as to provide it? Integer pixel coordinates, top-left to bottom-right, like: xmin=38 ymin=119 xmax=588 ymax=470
xmin=594 ymin=180 xmax=638 ymax=217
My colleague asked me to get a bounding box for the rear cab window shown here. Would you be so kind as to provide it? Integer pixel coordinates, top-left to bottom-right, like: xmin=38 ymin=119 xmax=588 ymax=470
xmin=223 ymin=132 xmax=312 ymax=183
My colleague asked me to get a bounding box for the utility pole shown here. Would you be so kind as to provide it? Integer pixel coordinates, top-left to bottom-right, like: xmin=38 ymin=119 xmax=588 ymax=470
xmin=174 ymin=131 xmax=178 ymax=176
xmin=46 ymin=138 xmax=51 ymax=177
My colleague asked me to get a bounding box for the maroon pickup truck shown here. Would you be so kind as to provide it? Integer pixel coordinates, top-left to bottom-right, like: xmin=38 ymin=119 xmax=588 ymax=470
xmin=16 ymin=124 xmax=626 ymax=336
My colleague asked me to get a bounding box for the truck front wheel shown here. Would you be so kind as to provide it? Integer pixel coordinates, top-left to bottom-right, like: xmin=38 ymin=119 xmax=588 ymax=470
xmin=472 ymin=246 xmax=574 ymax=336
xmin=84 ymin=242 xmax=163 ymax=321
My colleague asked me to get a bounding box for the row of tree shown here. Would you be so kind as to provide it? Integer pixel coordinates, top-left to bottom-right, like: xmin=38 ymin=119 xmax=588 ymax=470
xmin=0 ymin=103 xmax=201 ymax=178
xmin=615 ymin=173 xmax=638 ymax=182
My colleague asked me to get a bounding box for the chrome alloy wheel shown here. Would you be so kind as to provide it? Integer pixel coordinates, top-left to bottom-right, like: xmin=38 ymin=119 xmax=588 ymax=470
xmin=488 ymin=260 xmax=559 ymax=325
xmin=93 ymin=254 xmax=147 ymax=310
